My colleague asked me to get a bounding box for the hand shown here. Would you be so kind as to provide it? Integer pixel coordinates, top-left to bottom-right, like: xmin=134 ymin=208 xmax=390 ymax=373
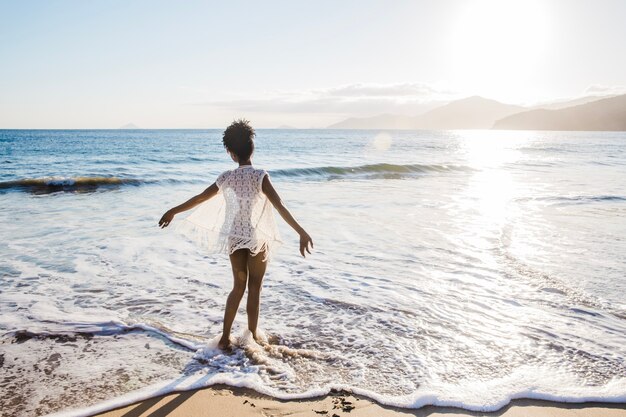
xmin=299 ymin=231 xmax=313 ymax=257
xmin=158 ymin=210 xmax=175 ymax=228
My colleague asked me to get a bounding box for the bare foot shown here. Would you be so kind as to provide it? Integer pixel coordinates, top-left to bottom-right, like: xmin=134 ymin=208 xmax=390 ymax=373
xmin=218 ymin=336 xmax=231 ymax=351
xmin=251 ymin=332 xmax=270 ymax=346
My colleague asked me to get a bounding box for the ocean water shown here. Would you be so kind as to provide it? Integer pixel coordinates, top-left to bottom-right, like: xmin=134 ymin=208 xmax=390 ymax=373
xmin=1 ymin=129 xmax=625 ymax=416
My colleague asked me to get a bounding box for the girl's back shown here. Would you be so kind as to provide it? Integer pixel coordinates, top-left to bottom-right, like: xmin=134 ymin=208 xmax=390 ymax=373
xmin=216 ymin=165 xmax=280 ymax=258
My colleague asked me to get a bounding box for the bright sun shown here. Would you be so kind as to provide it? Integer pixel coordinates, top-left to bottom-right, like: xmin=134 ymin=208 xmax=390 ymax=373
xmin=447 ymin=0 xmax=550 ymax=102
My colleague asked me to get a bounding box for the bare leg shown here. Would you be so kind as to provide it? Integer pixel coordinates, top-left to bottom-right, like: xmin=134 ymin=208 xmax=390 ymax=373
xmin=219 ymin=249 xmax=248 ymax=349
xmin=246 ymin=248 xmax=268 ymax=341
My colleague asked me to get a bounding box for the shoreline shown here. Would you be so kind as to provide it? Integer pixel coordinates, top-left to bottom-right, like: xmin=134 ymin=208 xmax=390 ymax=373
xmin=72 ymin=385 xmax=626 ymax=417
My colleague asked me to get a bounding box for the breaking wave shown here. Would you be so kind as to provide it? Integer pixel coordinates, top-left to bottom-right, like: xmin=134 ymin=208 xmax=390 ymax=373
xmin=0 ymin=176 xmax=145 ymax=194
xmin=0 ymin=163 xmax=468 ymax=194
xmin=271 ymin=163 xmax=471 ymax=179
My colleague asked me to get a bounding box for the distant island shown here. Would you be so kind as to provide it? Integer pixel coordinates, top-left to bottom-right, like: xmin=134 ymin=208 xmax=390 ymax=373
xmin=328 ymin=114 xmax=416 ymax=130
xmin=327 ymin=94 xmax=625 ymax=131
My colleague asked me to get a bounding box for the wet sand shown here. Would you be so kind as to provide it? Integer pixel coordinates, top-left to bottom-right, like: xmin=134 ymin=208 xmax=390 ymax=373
xmin=93 ymin=385 xmax=626 ymax=417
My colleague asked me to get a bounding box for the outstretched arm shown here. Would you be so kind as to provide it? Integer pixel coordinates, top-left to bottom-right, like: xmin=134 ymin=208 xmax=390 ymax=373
xmin=158 ymin=183 xmax=219 ymax=228
xmin=262 ymin=175 xmax=313 ymax=257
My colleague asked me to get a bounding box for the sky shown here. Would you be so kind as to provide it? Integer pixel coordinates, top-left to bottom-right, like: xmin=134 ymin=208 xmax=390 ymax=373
xmin=1 ymin=0 xmax=625 ymax=128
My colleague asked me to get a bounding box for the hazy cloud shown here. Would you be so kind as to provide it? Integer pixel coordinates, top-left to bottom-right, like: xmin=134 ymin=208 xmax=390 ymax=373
xmin=584 ymin=84 xmax=626 ymax=95
xmin=192 ymin=83 xmax=457 ymax=116
xmin=322 ymin=83 xmax=453 ymax=98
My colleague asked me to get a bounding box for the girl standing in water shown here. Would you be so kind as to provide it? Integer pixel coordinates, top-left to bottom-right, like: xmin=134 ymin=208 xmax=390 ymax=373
xmin=158 ymin=119 xmax=313 ymax=350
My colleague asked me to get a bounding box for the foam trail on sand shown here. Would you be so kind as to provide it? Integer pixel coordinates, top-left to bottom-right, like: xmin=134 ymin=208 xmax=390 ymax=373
xmin=4 ymin=320 xmax=208 ymax=351
xmin=48 ymin=363 xmax=626 ymax=417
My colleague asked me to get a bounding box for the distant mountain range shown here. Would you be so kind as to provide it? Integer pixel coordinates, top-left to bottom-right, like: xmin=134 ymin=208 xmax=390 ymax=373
xmin=327 ymin=94 xmax=625 ymax=131
xmin=414 ymin=96 xmax=524 ymax=130
xmin=528 ymin=94 xmax=617 ymax=110
xmin=494 ymin=94 xmax=626 ymax=131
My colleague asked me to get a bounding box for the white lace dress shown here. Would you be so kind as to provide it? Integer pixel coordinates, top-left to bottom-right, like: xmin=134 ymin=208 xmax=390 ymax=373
xmin=175 ymin=165 xmax=281 ymax=261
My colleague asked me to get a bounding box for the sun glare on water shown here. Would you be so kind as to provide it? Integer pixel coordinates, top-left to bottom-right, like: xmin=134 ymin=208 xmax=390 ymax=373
xmin=457 ymin=130 xmax=529 ymax=235
xmin=447 ymin=0 xmax=551 ymax=101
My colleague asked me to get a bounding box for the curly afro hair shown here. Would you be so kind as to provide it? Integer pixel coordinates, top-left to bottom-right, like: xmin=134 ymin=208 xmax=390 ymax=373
xmin=222 ymin=119 xmax=255 ymax=161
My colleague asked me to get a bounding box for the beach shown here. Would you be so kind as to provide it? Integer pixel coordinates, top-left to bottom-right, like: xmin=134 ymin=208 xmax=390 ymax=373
xmin=92 ymin=386 xmax=626 ymax=417
xmin=3 ymin=0 xmax=626 ymax=414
